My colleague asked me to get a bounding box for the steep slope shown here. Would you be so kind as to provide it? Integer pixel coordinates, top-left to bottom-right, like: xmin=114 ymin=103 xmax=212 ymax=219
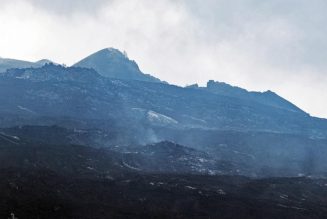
xmin=0 ymin=64 xmax=326 ymax=138
xmin=1 ymin=63 xmax=326 ymax=178
xmin=188 ymin=80 xmax=305 ymax=114
xmin=73 ymin=48 xmax=161 ymax=83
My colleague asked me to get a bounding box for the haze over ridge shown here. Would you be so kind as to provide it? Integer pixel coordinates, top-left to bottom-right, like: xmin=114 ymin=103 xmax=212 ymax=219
xmin=0 ymin=0 xmax=326 ymax=118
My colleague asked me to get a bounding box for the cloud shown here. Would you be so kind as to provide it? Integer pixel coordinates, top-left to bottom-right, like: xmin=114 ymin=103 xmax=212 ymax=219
xmin=0 ymin=0 xmax=326 ymax=118
xmin=4 ymin=0 xmax=109 ymax=15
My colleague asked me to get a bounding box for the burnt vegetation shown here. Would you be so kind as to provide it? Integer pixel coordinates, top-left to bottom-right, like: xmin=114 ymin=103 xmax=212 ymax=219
xmin=0 ymin=49 xmax=327 ymax=218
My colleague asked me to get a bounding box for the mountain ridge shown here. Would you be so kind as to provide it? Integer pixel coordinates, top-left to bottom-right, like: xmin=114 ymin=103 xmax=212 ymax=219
xmin=0 ymin=57 xmax=53 ymax=73
xmin=1 ymin=48 xmax=327 ymax=219
xmin=186 ymin=80 xmax=306 ymax=114
xmin=0 ymin=48 xmax=321 ymax=121
xmin=0 ymin=63 xmax=326 ymax=139
xmin=73 ymin=48 xmax=162 ymax=83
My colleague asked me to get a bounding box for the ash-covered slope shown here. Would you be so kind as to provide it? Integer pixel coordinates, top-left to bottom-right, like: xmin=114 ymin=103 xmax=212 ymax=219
xmin=0 ymin=63 xmax=325 ymax=138
xmin=0 ymin=126 xmax=234 ymax=176
xmin=73 ymin=48 xmax=161 ymax=83
xmin=4 ymin=125 xmax=327 ymax=178
xmin=0 ymin=132 xmax=327 ymax=219
xmin=1 ymin=62 xmax=327 ymax=178
xmin=203 ymin=80 xmax=305 ymax=114
xmin=2 ymin=49 xmax=327 ymax=218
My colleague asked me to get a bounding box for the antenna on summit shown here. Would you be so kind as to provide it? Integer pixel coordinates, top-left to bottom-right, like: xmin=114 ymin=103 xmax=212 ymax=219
xmin=123 ymin=50 xmax=128 ymax=58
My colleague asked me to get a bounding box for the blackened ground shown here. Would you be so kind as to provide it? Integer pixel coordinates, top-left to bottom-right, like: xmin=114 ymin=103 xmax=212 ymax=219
xmin=1 ymin=167 xmax=327 ymax=218
xmin=0 ymin=132 xmax=327 ymax=218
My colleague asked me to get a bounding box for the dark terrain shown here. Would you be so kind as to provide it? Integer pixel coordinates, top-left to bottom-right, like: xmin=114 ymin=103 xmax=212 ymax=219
xmin=0 ymin=48 xmax=327 ymax=218
xmin=1 ymin=131 xmax=327 ymax=219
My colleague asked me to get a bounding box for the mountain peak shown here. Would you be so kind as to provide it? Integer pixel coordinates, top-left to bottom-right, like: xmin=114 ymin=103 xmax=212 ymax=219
xmin=73 ymin=48 xmax=161 ymax=83
xmin=93 ymin=48 xmax=126 ymax=58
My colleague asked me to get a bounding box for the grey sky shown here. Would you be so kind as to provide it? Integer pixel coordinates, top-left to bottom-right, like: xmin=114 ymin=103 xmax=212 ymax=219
xmin=0 ymin=0 xmax=327 ymax=118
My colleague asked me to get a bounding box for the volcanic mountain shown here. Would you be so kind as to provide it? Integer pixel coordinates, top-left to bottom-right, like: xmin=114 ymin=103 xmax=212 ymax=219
xmin=73 ymin=48 xmax=161 ymax=83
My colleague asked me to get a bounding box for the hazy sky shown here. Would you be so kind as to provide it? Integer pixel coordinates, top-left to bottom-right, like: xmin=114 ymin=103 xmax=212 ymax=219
xmin=1 ymin=0 xmax=327 ymax=118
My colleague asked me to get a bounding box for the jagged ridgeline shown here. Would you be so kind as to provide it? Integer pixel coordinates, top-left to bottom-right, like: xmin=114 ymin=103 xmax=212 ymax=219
xmin=1 ymin=48 xmax=327 ymax=218
xmin=0 ymin=48 xmax=326 ymax=178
